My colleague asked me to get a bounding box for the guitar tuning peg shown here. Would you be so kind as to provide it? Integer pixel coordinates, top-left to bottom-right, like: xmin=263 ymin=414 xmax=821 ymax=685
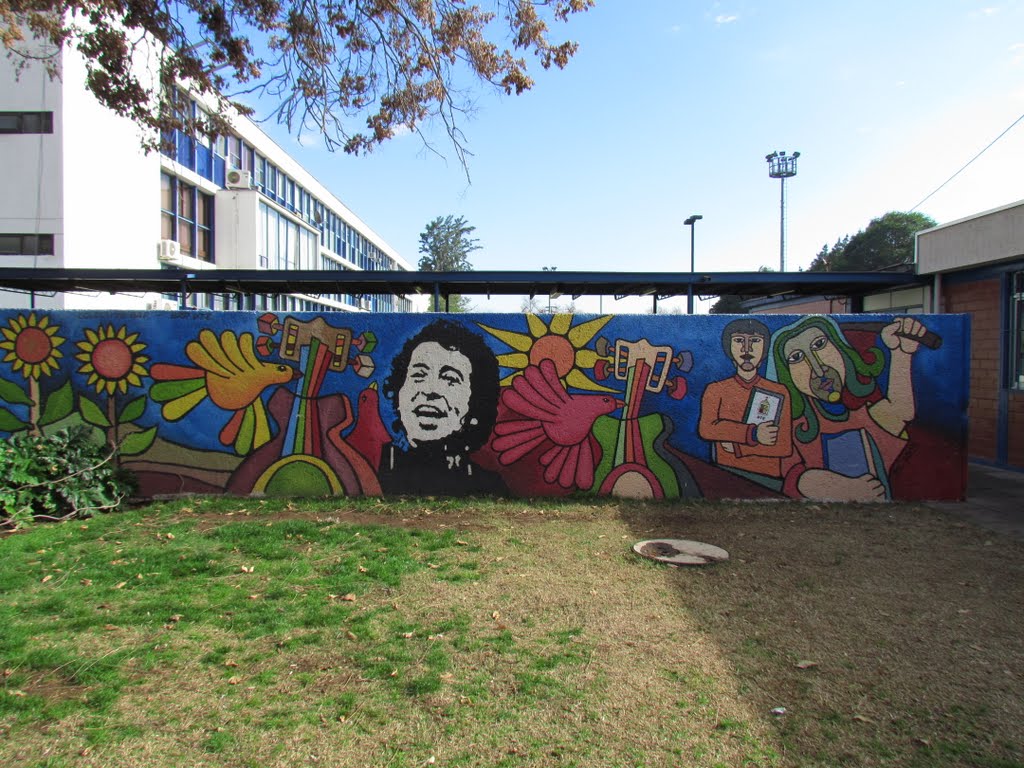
xmin=673 ymin=350 xmax=694 ymax=373
xmin=257 ymin=312 xmax=281 ymax=335
xmin=667 ymin=377 xmax=688 ymax=400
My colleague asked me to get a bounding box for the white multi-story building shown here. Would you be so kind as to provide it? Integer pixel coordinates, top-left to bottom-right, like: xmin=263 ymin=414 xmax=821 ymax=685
xmin=0 ymin=40 xmax=421 ymax=313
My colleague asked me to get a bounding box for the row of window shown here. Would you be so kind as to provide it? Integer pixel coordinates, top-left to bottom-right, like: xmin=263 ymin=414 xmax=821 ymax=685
xmin=0 ymin=111 xmax=53 ymax=134
xmin=161 ymin=174 xmax=213 ymax=262
xmin=161 ymin=94 xmax=401 ymax=272
xmin=163 ymin=291 xmax=411 ymax=313
xmin=0 ymin=233 xmax=54 ymax=255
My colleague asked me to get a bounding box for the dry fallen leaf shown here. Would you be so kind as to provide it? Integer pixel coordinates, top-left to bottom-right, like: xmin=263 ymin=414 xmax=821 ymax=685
xmin=358 ymin=565 xmax=368 ymax=573
xmin=225 ymin=660 xmax=238 ymax=668
xmin=113 ymin=581 xmax=127 ymax=590
xmin=345 ymin=631 xmax=358 ymax=641
xmin=80 ymin=579 xmax=92 ymax=587
xmin=852 ymin=714 xmax=874 ymax=724
xmin=491 ymin=611 xmax=500 ymax=620
xmin=248 ymin=594 xmax=261 ymax=600
xmin=456 ymin=540 xmax=469 ymax=546
xmin=41 ymin=574 xmax=52 ymax=583
xmin=795 ymin=660 xmax=819 ymax=670
xmin=168 ymin=614 xmax=182 ymax=622
xmin=164 ymin=533 xmax=175 ymax=540
xmin=240 ymin=565 xmax=254 ymax=573
xmin=402 ymin=632 xmax=414 ymax=639
xmin=227 ymin=676 xmax=241 ymax=685
xmin=341 ymin=593 xmax=356 ymax=602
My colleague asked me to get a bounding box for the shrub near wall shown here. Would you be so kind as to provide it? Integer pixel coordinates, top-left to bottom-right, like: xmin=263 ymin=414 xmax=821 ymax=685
xmin=0 ymin=310 xmax=969 ymax=503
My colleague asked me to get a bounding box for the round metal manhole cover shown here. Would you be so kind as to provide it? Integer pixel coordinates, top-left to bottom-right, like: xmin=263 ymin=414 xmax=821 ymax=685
xmin=632 ymin=538 xmax=729 ymax=566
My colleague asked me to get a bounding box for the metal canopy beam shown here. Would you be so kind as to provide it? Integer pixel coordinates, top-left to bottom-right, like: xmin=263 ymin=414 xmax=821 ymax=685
xmin=0 ymin=268 xmax=925 ymax=301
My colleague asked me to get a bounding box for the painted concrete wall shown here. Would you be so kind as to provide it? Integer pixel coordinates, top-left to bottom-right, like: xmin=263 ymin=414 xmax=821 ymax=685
xmin=0 ymin=310 xmax=970 ymax=501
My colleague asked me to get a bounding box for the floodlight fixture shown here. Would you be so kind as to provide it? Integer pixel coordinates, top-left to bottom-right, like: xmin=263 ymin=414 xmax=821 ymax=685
xmin=766 ymin=150 xmax=800 ymax=271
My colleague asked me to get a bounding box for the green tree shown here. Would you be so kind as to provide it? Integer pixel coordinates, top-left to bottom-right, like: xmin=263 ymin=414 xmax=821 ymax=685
xmin=709 ymin=294 xmax=749 ymax=314
xmin=418 ymin=215 xmax=481 ymax=312
xmin=2 ymin=1 xmax=593 ymax=165
xmin=807 ymin=212 xmax=937 ymax=272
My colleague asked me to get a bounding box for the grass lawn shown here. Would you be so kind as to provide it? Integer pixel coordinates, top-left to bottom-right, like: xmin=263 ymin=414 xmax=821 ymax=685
xmin=1 ymin=496 xmax=1022 ymax=767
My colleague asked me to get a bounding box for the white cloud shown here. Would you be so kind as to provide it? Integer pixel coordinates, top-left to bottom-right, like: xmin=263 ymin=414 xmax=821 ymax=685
xmin=1011 ymin=42 xmax=1024 ymax=65
xmin=715 ymin=14 xmax=739 ymax=24
xmin=668 ymin=24 xmax=682 ymax=34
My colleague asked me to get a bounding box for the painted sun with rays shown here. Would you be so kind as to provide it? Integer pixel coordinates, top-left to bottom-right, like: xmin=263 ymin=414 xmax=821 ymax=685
xmin=477 ymin=314 xmax=615 ymax=392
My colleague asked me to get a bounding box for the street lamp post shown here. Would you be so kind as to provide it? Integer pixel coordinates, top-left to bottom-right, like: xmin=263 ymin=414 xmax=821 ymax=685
xmin=765 ymin=150 xmax=800 ymax=272
xmin=684 ymin=215 xmax=703 ymax=314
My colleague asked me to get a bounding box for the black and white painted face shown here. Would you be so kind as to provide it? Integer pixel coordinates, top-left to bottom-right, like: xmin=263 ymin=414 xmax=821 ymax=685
xmin=398 ymin=341 xmax=473 ymax=446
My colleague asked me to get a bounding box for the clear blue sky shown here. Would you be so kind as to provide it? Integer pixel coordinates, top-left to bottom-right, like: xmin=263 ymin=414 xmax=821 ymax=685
xmin=258 ymin=0 xmax=1024 ymax=313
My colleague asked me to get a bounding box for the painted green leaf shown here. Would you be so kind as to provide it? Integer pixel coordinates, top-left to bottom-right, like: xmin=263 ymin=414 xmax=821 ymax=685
xmin=119 ymin=426 xmax=157 ymax=456
xmin=120 ymin=396 xmax=147 ymax=424
xmin=39 ymin=380 xmax=74 ymax=426
xmin=0 ymin=378 xmax=32 ymax=406
xmin=79 ymin=395 xmax=111 ymax=428
xmin=0 ymin=406 xmax=28 ymax=432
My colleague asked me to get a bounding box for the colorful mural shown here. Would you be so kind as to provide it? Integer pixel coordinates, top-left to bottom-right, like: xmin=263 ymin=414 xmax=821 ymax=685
xmin=0 ymin=310 xmax=970 ymax=501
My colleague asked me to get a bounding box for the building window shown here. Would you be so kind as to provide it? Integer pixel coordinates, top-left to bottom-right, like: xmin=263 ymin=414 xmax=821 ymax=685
xmin=160 ymin=172 xmax=214 ymax=263
xmin=1012 ymin=272 xmax=1024 ymax=390
xmin=0 ymin=233 xmax=54 ymax=255
xmin=0 ymin=111 xmax=53 ymax=134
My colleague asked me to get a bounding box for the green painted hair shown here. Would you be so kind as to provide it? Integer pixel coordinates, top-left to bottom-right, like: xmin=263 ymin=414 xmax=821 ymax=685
xmin=768 ymin=317 xmax=885 ymax=443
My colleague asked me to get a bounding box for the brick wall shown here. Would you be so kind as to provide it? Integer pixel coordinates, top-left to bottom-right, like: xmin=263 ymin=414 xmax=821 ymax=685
xmin=944 ymin=279 xmax=1000 ymax=461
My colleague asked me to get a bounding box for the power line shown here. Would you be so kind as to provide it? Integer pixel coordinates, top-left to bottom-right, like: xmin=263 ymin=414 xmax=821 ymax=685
xmin=910 ymin=110 xmax=1024 ymax=213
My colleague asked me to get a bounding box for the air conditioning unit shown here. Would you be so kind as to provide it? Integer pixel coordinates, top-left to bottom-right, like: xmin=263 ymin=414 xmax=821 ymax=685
xmin=145 ymin=299 xmax=178 ymax=311
xmin=225 ymin=169 xmax=253 ymax=189
xmin=157 ymin=239 xmax=180 ymax=262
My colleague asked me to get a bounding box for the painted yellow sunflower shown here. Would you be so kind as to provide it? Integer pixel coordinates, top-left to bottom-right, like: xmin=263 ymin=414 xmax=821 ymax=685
xmin=75 ymin=325 xmax=149 ymax=395
xmin=0 ymin=313 xmax=65 ymax=380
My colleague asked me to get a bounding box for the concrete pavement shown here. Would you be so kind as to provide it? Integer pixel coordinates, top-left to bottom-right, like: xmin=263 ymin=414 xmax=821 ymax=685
xmin=928 ymin=462 xmax=1024 ymax=540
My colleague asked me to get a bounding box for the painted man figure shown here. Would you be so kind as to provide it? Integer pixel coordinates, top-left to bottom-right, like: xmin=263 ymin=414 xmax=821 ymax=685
xmin=698 ymin=318 xmax=792 ymax=489
xmin=380 ymin=319 xmax=504 ymax=496
xmin=767 ymin=315 xmax=928 ymax=501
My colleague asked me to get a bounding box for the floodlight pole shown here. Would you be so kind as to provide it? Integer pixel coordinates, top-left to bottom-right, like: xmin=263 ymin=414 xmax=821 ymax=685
xmin=684 ymin=214 xmax=702 ymax=314
xmin=765 ymin=151 xmax=800 ymax=272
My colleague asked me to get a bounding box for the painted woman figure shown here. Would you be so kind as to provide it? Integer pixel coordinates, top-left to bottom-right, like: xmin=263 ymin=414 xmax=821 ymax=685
xmin=379 ymin=319 xmax=505 ymax=496
xmin=766 ymin=315 xmax=928 ymax=501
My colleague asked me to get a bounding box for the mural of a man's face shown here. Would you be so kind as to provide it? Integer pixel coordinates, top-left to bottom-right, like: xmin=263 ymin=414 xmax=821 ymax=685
xmin=783 ymin=327 xmax=846 ymax=403
xmin=398 ymin=341 xmax=473 ymax=446
xmin=729 ymin=333 xmax=766 ymax=378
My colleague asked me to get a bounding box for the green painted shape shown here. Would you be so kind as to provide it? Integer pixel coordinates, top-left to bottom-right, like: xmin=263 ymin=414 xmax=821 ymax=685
xmin=119 ymin=395 xmax=147 ymax=424
xmin=39 ymin=380 xmax=73 ymax=426
xmin=0 ymin=378 xmax=32 ymax=406
xmin=236 ymin=407 xmax=256 ymax=456
xmin=263 ymin=460 xmax=334 ymax=497
xmin=120 ymin=426 xmax=157 ymax=456
xmin=0 ymin=405 xmax=27 ymax=432
xmin=150 ymin=379 xmax=204 ymax=403
xmin=590 ymin=415 xmax=619 ymax=491
xmin=78 ymin=395 xmax=111 ymax=428
xmin=361 ymin=331 xmax=377 ymax=354
xmin=589 ymin=413 xmax=680 ymax=497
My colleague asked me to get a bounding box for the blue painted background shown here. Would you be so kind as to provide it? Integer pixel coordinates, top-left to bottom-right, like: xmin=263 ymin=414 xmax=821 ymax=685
xmin=0 ymin=310 xmax=970 ymax=501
